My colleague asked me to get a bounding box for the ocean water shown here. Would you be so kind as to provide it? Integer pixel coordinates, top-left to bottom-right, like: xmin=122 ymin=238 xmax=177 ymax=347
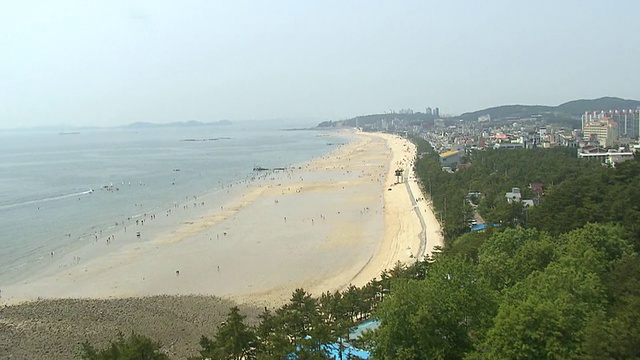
xmin=0 ymin=120 xmax=344 ymax=284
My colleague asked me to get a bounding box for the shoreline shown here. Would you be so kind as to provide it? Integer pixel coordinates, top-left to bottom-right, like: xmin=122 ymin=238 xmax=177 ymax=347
xmin=0 ymin=129 xmax=442 ymax=308
xmin=0 ymin=125 xmax=340 ymax=287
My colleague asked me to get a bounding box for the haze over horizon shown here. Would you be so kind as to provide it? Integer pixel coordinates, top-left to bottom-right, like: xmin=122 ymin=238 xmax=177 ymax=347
xmin=2 ymin=1 xmax=639 ymax=129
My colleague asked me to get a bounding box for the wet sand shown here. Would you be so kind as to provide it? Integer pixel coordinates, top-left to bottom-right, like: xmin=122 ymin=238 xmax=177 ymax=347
xmin=0 ymin=295 xmax=262 ymax=359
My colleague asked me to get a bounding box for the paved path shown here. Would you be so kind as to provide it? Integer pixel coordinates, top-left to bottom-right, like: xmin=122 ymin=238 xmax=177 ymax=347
xmin=403 ymin=164 xmax=428 ymax=260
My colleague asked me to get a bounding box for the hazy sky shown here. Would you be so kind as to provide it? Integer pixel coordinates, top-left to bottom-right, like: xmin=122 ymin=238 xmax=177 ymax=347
xmin=1 ymin=1 xmax=639 ymax=128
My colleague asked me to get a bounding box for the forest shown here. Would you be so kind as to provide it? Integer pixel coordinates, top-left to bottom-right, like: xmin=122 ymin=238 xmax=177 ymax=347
xmin=81 ymin=138 xmax=640 ymax=359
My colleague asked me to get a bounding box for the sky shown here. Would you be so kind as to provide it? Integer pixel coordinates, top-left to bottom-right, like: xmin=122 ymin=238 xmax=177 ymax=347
xmin=1 ymin=1 xmax=639 ymax=129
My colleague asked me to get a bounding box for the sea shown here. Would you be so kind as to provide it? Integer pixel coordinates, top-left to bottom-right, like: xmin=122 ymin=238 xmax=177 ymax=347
xmin=0 ymin=120 xmax=345 ymax=285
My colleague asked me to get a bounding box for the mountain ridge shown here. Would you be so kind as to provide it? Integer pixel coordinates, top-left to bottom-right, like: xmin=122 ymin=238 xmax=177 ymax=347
xmin=457 ymin=96 xmax=640 ymax=121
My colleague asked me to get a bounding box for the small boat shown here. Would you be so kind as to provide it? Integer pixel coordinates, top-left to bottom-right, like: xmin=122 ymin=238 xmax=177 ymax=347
xmin=253 ymin=166 xmax=269 ymax=171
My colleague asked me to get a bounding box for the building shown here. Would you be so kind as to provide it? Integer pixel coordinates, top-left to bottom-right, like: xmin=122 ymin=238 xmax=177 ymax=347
xmin=556 ymin=133 xmax=578 ymax=147
xmin=577 ymin=148 xmax=635 ymax=166
xmin=530 ymin=181 xmax=544 ymax=197
xmin=493 ymin=142 xmax=524 ymax=150
xmin=439 ymin=149 xmax=462 ymax=167
xmin=583 ymin=110 xmax=640 ymax=139
xmin=505 ymin=187 xmax=522 ymax=203
xmin=582 ymin=117 xmax=618 ymax=148
xmin=478 ymin=114 xmax=491 ymax=122
xmin=618 ymin=109 xmax=640 ymax=138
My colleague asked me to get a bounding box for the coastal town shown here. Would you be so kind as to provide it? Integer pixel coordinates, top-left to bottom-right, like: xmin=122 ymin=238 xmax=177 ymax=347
xmin=341 ymin=100 xmax=640 ymax=169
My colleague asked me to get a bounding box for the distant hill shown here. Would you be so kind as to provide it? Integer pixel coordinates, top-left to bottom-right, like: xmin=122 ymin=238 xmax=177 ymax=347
xmin=457 ymin=97 xmax=640 ymax=122
xmin=125 ymin=120 xmax=232 ymax=128
xmin=556 ymin=97 xmax=640 ymax=114
xmin=317 ymin=97 xmax=640 ymax=129
xmin=457 ymin=104 xmax=553 ymax=121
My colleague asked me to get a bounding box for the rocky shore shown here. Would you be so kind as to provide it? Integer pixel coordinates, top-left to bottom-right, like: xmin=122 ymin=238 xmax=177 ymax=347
xmin=0 ymin=296 xmax=261 ymax=359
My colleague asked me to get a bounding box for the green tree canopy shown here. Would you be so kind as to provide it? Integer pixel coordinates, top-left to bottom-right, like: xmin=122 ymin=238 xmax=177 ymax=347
xmin=372 ymin=255 xmax=497 ymax=359
xmin=80 ymin=332 xmax=168 ymax=360
xmin=195 ymin=306 xmax=256 ymax=360
xmin=473 ymin=224 xmax=629 ymax=360
xmin=477 ymin=227 xmax=555 ymax=292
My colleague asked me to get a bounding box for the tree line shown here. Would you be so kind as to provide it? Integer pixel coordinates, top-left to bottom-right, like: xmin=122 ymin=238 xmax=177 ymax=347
xmin=368 ymin=137 xmax=640 ymax=358
xmin=412 ymin=135 xmax=640 ymax=246
xmin=371 ymin=223 xmax=640 ymax=359
xmin=80 ymin=265 xmax=421 ymax=359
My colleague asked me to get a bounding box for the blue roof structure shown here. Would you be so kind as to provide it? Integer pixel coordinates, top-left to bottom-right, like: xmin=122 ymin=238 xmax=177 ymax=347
xmin=470 ymin=224 xmax=487 ymax=231
xmin=288 ymin=320 xmax=378 ymax=359
xmin=325 ymin=342 xmax=371 ymax=359
xmin=470 ymin=223 xmax=501 ymax=232
xmin=349 ymin=319 xmax=380 ymax=339
xmin=288 ymin=342 xmax=370 ymax=360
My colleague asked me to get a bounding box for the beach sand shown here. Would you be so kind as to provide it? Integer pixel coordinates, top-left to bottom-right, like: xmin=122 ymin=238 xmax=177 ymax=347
xmin=0 ymin=129 xmax=443 ymax=358
xmin=1 ymin=130 xmax=442 ymax=307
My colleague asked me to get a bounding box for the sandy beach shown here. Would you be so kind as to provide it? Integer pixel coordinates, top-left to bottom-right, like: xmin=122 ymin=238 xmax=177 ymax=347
xmin=0 ymin=129 xmax=444 ymax=359
xmin=1 ymin=129 xmax=442 ymax=306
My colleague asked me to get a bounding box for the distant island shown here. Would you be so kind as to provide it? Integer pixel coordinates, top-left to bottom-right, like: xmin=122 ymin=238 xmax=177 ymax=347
xmin=180 ymin=137 xmax=231 ymax=142
xmin=125 ymin=120 xmax=233 ymax=128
